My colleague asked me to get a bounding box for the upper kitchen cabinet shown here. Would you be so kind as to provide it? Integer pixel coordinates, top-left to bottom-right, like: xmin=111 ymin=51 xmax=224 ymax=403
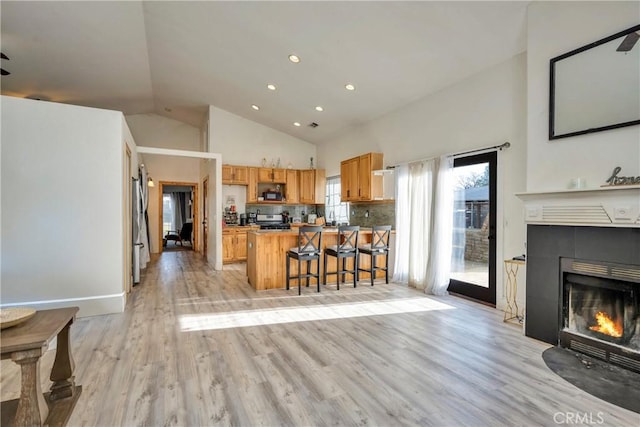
xmin=299 ymin=169 xmax=326 ymax=204
xmin=340 ymin=153 xmax=383 ymax=202
xmin=222 ymin=165 xmax=248 ymax=185
xmin=340 ymin=157 xmax=359 ymax=201
xmin=247 ymin=167 xmax=258 ymax=203
xmin=258 ymin=167 xmax=286 ymax=184
xmin=285 ymin=169 xmax=299 ymax=204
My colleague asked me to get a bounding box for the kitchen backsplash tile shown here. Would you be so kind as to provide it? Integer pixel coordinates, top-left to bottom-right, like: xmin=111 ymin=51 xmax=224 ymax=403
xmin=349 ymin=202 xmax=395 ymax=228
xmin=245 ymin=204 xmax=320 ymax=222
xmin=245 ymin=202 xmax=395 ymax=227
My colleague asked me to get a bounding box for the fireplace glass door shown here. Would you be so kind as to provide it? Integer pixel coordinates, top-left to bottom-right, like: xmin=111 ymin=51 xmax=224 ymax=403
xmin=565 ymin=274 xmax=637 ymax=347
xmin=560 ymin=258 xmax=640 ymax=372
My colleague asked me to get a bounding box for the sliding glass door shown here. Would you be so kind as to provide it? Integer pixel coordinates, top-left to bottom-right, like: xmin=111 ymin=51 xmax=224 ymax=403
xmin=448 ymin=152 xmax=497 ymax=305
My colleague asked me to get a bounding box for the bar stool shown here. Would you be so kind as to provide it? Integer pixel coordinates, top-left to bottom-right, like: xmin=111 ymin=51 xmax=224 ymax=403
xmin=323 ymin=225 xmax=359 ymax=290
xmin=357 ymin=225 xmax=392 ymax=286
xmin=286 ymin=226 xmax=323 ymax=295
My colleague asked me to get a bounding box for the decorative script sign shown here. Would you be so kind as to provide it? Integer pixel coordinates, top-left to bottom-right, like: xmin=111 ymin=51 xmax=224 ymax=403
xmin=604 ymin=166 xmax=640 ymax=186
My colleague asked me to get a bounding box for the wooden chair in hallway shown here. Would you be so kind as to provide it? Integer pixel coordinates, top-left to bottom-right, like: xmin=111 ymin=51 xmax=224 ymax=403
xmin=323 ymin=226 xmax=359 ymax=289
xmin=357 ymin=225 xmax=391 ymax=286
xmin=286 ymin=226 xmax=323 ymax=295
xmin=163 ymin=222 xmax=193 ymax=247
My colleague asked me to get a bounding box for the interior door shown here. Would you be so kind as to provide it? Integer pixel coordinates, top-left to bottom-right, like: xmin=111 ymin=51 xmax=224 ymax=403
xmin=448 ymin=151 xmax=497 ymax=305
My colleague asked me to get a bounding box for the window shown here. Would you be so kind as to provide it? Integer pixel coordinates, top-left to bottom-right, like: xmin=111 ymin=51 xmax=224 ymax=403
xmin=325 ymin=176 xmax=349 ymax=225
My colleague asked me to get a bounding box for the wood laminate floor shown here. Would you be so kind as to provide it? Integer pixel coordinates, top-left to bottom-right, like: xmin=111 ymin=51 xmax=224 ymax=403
xmin=2 ymin=252 xmax=638 ymax=426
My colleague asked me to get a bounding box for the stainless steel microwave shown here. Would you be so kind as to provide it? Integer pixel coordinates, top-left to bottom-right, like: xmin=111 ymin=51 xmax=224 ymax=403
xmin=262 ymin=191 xmax=282 ymax=201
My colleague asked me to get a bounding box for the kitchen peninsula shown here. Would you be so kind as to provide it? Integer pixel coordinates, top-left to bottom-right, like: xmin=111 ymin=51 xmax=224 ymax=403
xmin=247 ymin=227 xmax=394 ymax=290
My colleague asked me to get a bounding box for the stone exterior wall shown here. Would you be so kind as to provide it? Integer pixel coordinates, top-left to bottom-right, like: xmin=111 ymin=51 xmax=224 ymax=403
xmin=464 ymin=214 xmax=489 ymax=262
xmin=465 ymin=229 xmax=489 ymax=262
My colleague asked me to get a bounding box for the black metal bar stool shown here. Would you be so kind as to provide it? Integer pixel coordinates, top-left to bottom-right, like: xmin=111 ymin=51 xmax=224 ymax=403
xmin=323 ymin=225 xmax=359 ymax=290
xmin=357 ymin=225 xmax=392 ymax=286
xmin=286 ymin=226 xmax=323 ymax=295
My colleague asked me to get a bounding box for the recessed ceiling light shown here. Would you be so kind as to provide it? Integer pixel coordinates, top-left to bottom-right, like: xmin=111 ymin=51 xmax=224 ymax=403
xmin=267 ymin=84 xmax=276 ymax=91
xmin=315 ymin=106 xmax=324 ymax=112
xmin=251 ymin=104 xmax=260 ymax=111
xmin=345 ymin=84 xmax=355 ymax=91
xmin=293 ymin=122 xmax=301 ymax=127
xmin=288 ymin=54 xmax=300 ymax=63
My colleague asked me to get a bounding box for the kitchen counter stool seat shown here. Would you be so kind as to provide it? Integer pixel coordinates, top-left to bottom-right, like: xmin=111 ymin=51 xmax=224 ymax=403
xmin=323 ymin=226 xmax=359 ymax=290
xmin=286 ymin=226 xmax=323 ymax=295
xmin=357 ymin=225 xmax=391 ymax=286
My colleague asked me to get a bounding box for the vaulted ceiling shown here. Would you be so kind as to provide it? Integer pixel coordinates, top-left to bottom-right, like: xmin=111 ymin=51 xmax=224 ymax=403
xmin=1 ymin=1 xmax=529 ymax=144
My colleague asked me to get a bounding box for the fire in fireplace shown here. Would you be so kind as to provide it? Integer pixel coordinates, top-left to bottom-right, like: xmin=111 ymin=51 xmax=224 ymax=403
xmin=560 ymin=258 xmax=640 ymax=372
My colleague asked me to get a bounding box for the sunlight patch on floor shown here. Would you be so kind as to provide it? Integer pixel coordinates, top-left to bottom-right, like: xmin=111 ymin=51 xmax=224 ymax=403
xmin=179 ymin=297 xmax=455 ymax=332
xmin=175 ymin=287 xmax=390 ymax=306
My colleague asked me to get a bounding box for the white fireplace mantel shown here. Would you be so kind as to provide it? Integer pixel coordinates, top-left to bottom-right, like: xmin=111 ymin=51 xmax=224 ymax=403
xmin=516 ymin=185 xmax=640 ymax=227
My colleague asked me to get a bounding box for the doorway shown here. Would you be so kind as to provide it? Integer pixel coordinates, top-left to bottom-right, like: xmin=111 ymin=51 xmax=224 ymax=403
xmin=158 ymin=181 xmax=198 ymax=253
xmin=448 ymin=151 xmax=497 ymax=305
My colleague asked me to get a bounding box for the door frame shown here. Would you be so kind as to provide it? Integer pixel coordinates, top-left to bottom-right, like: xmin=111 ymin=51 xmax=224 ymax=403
xmin=202 ymin=176 xmax=209 ymax=260
xmin=158 ymin=181 xmax=199 ymax=253
xmin=448 ymin=151 xmax=497 ymax=306
xmin=123 ymin=146 xmax=133 ymax=294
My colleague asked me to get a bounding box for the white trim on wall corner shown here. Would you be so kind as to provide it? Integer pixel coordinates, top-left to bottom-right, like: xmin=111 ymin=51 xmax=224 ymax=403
xmin=0 ymin=292 xmax=126 ymax=318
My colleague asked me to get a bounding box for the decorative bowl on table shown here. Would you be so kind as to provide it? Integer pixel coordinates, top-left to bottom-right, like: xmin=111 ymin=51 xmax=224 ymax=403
xmin=0 ymin=307 xmax=36 ymax=330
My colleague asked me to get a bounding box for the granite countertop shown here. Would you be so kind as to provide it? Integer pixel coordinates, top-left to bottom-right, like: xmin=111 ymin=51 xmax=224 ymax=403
xmin=222 ymin=225 xmax=259 ymax=231
xmin=249 ymin=226 xmax=380 ymax=236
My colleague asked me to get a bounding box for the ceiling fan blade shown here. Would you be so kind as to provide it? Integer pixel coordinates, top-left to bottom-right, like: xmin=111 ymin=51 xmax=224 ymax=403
xmin=616 ymin=32 xmax=640 ymax=52
xmin=0 ymin=52 xmax=8 ymax=60
xmin=1 ymin=68 xmax=10 ymax=76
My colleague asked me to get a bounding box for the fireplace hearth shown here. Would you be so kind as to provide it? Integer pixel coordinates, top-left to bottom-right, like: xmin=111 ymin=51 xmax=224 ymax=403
xmin=559 ymin=258 xmax=640 ymax=372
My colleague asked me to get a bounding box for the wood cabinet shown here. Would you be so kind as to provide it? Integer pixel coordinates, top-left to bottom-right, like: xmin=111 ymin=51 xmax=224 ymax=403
xmin=340 ymin=157 xmax=359 ymax=201
xmin=258 ymin=167 xmax=286 ymax=183
xmin=223 ymin=228 xmax=252 ymax=264
xmin=247 ymin=167 xmax=258 ymax=203
xmin=222 ymin=165 xmax=248 ymax=185
xmin=285 ymin=169 xmax=299 ymax=204
xmin=299 ymin=169 xmax=326 ymax=204
xmin=243 ymin=165 xmax=325 ymax=205
xmin=340 ymin=153 xmax=383 ymax=201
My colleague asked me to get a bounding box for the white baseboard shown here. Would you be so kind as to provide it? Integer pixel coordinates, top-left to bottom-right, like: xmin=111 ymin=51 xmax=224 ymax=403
xmin=0 ymin=293 xmax=126 ymax=318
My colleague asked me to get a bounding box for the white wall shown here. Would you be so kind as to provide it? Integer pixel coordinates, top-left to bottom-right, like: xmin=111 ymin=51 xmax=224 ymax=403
xmin=1 ymin=96 xmax=126 ymax=316
xmin=207 ymin=108 xmax=223 ymax=270
xmin=317 ymin=54 xmax=528 ymax=311
xmin=125 ymin=113 xmax=202 ymax=253
xmin=223 ymin=185 xmax=247 ymax=215
xmin=527 ymin=1 xmax=640 ymax=192
xmin=206 ymin=105 xmax=317 ymax=269
xmin=208 ymin=105 xmax=317 ymax=168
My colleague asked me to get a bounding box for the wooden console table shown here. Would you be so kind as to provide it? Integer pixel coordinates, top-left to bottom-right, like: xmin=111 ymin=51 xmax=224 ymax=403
xmin=1 ymin=307 xmax=82 ymax=427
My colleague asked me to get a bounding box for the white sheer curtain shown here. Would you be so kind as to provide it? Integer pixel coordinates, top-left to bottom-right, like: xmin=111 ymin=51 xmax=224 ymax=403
xmin=392 ymin=164 xmax=410 ymax=283
xmin=425 ymin=156 xmax=454 ymax=295
xmin=392 ymin=155 xmax=454 ymax=295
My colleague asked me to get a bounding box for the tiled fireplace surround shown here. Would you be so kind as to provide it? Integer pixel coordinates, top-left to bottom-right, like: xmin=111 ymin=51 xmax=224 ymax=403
xmin=518 ymin=186 xmax=640 ymax=347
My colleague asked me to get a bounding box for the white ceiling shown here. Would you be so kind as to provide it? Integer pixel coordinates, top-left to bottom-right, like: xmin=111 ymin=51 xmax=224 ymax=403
xmin=1 ymin=1 xmax=529 ymax=144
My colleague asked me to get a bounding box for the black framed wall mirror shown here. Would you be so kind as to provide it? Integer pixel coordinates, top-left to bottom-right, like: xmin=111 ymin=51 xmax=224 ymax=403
xmin=549 ymin=24 xmax=640 ymax=140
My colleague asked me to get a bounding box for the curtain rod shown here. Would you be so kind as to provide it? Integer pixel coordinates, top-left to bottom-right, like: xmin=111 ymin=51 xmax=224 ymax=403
xmin=388 ymin=141 xmax=510 ymax=169
xmin=451 ymin=141 xmax=510 ymax=158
